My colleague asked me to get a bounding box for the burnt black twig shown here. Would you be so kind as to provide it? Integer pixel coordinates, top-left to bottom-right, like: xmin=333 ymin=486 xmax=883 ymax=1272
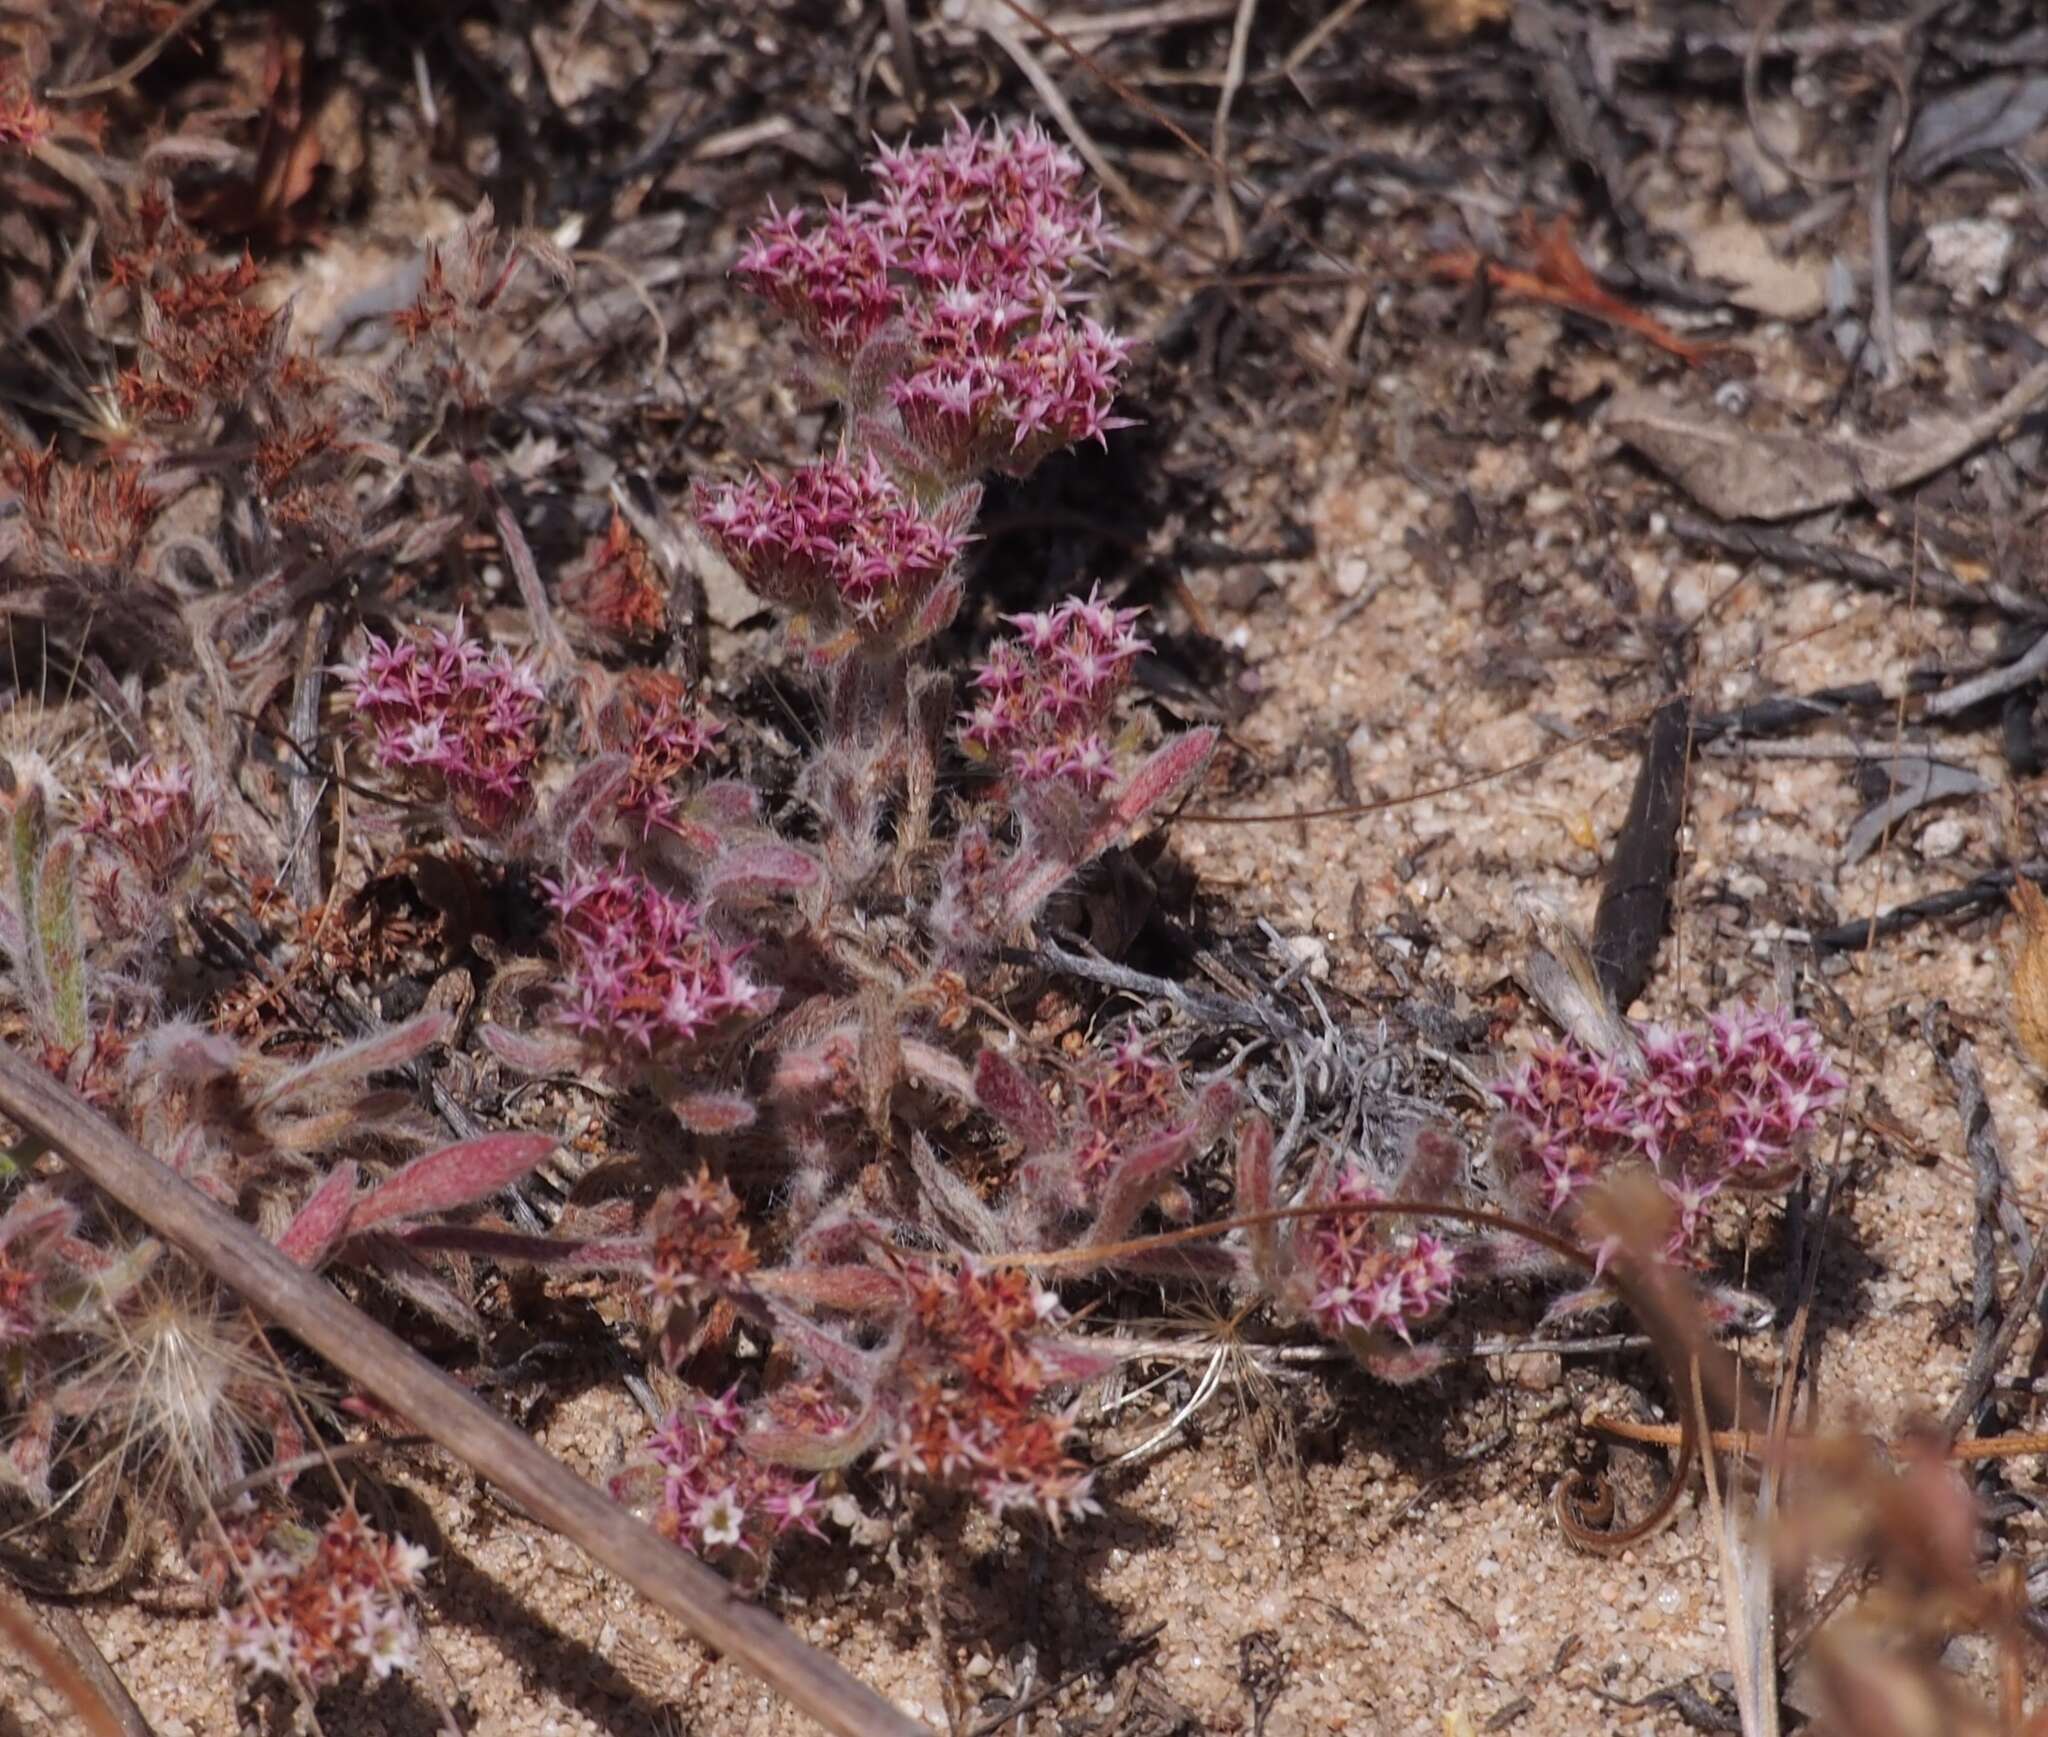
xmin=1926 ymin=1004 xmax=2033 ymax=1416
xmin=1666 ymin=513 xmax=2048 ymax=622
xmin=1810 ymin=865 xmax=2043 ymax=953
xmin=1593 ymin=687 xmax=1689 ymax=1012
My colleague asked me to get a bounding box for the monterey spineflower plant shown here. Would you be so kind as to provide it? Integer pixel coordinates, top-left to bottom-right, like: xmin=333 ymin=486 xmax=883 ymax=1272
xmin=1494 ymin=1006 xmax=1846 ymax=1256
xmin=338 ymin=619 xmax=545 ymax=837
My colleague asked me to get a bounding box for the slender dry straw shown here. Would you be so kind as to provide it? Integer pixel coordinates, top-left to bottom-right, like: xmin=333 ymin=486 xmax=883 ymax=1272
xmin=0 ymin=1583 xmax=133 ymax=1737
xmin=0 ymin=1043 xmax=919 ymax=1737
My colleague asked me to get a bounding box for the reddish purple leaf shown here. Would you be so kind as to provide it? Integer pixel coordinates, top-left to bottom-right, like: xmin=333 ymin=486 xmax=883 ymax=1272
xmin=700 ymin=842 xmax=820 ymax=902
xmin=693 ymin=780 xmax=761 ymax=827
xmin=350 ymin=1133 xmax=558 ymax=1232
xmin=1105 ymin=726 xmax=1217 ymax=839
xmin=666 ymin=1088 xmax=757 ymax=1135
xmin=277 ymin=1162 xmax=360 ymax=1268
xmin=973 ymin=1048 xmax=1059 ymax=1156
xmin=479 ymin=1022 xmax=582 ymax=1075
xmin=254 ymin=1010 xmax=453 ymax=1112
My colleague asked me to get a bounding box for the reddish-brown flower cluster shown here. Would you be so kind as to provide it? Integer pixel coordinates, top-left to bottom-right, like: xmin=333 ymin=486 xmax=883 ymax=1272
xmin=875 ymin=1261 xmax=1097 ymax=1525
xmin=0 ymin=1190 xmax=79 ymax=1348
xmin=560 ymin=510 xmax=669 ymax=647
xmin=599 ymin=673 xmax=722 ymax=843
xmin=1 ymin=441 xmax=160 ymax=573
xmin=1070 ymin=1031 xmax=1183 ymax=1185
xmin=643 ymin=1168 xmax=758 ymax=1310
xmin=0 ymin=78 xmax=51 ymax=154
xmin=215 ymin=1507 xmax=430 ymax=1688
xmin=121 ymin=251 xmax=295 ymax=421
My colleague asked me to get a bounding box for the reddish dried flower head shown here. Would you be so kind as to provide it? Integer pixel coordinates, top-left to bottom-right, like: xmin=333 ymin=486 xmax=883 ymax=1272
xmin=873 ymin=1260 xmax=1098 ymax=1525
xmin=0 ymin=1190 xmax=80 ymax=1348
xmin=960 ymin=585 xmax=1147 ymax=798
xmin=547 ymin=866 xmax=770 ymax=1057
xmin=128 ymin=251 xmax=289 ymax=412
xmin=644 ymin=1168 xmax=757 ymax=1310
xmin=215 ymin=1507 xmax=429 ymax=1688
xmin=2 ymin=441 xmax=161 ymax=573
xmin=1494 ymin=1006 xmax=1845 ymax=1252
xmin=695 ymin=454 xmax=969 ymax=656
xmin=338 ymin=620 xmax=545 ymax=835
xmin=598 ymin=672 xmax=722 ymax=842
xmin=0 ymin=79 xmax=51 ymax=154
xmin=560 ymin=510 xmax=668 ymax=647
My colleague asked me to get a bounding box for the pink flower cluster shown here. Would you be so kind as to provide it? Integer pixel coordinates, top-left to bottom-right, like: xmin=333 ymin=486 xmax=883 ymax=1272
xmin=1494 ymin=1007 xmax=1846 ymax=1251
xmin=695 ymin=454 xmax=966 ymax=648
xmin=75 ymin=758 xmax=203 ymax=886
xmin=887 ymin=289 xmax=1130 ymax=480
xmin=623 ymin=1386 xmax=824 ymax=1563
xmin=961 ymin=586 xmax=1149 ymax=798
xmin=1302 ymin=1172 xmax=1459 ymax=1342
xmin=216 ymin=1507 xmax=429 ymax=1687
xmin=875 ymin=1261 xmax=1099 ymax=1525
xmin=339 ymin=621 xmax=544 ymax=834
xmin=547 ymin=867 xmax=769 ymax=1056
xmin=1069 ymin=1030 xmax=1188 ymax=1194
xmin=733 ymin=120 xmax=1129 ymax=480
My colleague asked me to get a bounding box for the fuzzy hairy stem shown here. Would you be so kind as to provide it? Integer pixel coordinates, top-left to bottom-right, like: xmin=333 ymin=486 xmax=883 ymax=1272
xmin=0 ymin=1041 xmax=920 ymax=1737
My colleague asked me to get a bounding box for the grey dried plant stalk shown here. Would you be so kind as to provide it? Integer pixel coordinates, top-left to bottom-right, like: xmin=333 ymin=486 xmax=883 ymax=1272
xmin=0 ymin=1042 xmax=920 ymax=1737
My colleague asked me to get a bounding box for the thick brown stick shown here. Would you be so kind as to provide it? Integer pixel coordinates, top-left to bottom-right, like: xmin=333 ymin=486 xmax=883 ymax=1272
xmin=0 ymin=1043 xmax=919 ymax=1737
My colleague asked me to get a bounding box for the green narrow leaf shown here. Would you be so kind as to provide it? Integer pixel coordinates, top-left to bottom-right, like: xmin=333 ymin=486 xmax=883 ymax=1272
xmin=35 ymin=836 xmax=88 ymax=1053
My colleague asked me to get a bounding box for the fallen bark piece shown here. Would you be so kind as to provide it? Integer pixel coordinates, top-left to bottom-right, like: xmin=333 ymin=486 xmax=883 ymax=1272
xmin=1610 ymin=359 xmax=2048 ymax=520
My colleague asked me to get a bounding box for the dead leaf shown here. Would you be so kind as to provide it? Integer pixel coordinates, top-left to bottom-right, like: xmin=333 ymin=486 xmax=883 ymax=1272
xmin=1609 ymin=358 xmax=2048 ymax=520
xmin=1411 ymin=0 xmax=1509 ymax=40
xmin=1843 ymin=757 xmax=1988 ymax=866
xmin=1903 ymin=73 xmax=2048 ymax=182
xmin=2009 ymin=876 xmax=2048 ymax=1074
xmin=1607 ymin=389 xmax=1858 ymax=520
xmin=1667 ymin=202 xmax=1827 ymax=321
